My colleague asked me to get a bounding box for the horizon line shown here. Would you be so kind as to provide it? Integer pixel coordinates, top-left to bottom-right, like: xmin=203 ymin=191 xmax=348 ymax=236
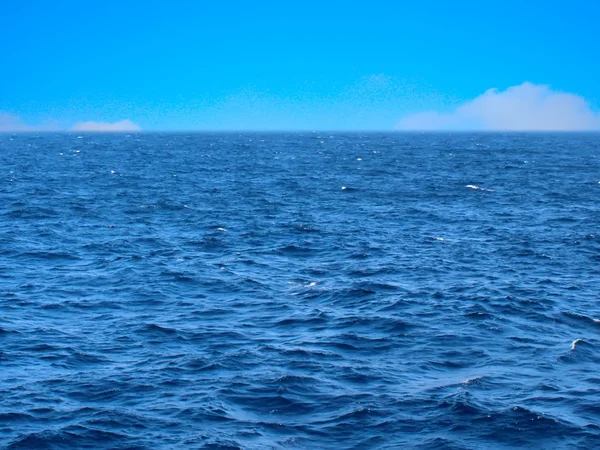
xmin=2 ymin=130 xmax=600 ymax=134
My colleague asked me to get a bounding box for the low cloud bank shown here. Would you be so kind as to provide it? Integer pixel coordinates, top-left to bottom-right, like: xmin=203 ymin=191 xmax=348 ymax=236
xmin=70 ymin=120 xmax=141 ymax=132
xmin=0 ymin=112 xmax=36 ymax=132
xmin=0 ymin=113 xmax=141 ymax=132
xmin=397 ymin=82 xmax=600 ymax=131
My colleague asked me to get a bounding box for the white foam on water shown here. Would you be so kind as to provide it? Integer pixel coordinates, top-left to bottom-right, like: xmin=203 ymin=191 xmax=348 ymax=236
xmin=466 ymin=185 xmax=495 ymax=192
xmin=461 ymin=376 xmax=485 ymax=385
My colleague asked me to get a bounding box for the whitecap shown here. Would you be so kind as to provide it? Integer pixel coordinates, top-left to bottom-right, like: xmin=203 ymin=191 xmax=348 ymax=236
xmin=466 ymin=184 xmax=495 ymax=192
xmin=571 ymin=338 xmax=583 ymax=350
xmin=461 ymin=376 xmax=485 ymax=385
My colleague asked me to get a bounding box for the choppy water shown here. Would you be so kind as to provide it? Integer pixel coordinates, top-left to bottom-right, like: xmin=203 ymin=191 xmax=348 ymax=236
xmin=1 ymin=133 xmax=599 ymax=449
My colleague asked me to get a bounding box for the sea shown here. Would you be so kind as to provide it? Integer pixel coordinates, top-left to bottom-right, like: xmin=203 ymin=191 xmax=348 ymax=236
xmin=0 ymin=132 xmax=599 ymax=449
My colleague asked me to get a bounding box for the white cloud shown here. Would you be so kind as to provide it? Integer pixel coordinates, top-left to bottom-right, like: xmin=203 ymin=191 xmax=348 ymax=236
xmin=0 ymin=112 xmax=36 ymax=132
xmin=0 ymin=113 xmax=140 ymax=132
xmin=70 ymin=120 xmax=141 ymax=132
xmin=397 ymin=82 xmax=600 ymax=131
xmin=0 ymin=112 xmax=62 ymax=132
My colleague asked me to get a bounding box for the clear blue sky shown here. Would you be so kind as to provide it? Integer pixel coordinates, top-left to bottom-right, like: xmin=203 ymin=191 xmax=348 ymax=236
xmin=2 ymin=0 xmax=599 ymax=130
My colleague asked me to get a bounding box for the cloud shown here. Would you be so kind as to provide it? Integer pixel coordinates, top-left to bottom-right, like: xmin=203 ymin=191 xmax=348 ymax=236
xmin=0 ymin=112 xmax=63 ymax=132
xmin=0 ymin=112 xmax=140 ymax=132
xmin=70 ymin=120 xmax=141 ymax=132
xmin=0 ymin=112 xmax=37 ymax=132
xmin=397 ymin=82 xmax=600 ymax=131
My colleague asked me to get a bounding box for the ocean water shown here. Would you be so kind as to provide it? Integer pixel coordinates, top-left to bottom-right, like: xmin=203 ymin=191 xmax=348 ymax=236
xmin=0 ymin=132 xmax=599 ymax=449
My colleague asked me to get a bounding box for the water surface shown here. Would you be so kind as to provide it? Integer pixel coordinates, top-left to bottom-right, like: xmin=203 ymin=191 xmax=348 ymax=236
xmin=1 ymin=133 xmax=599 ymax=449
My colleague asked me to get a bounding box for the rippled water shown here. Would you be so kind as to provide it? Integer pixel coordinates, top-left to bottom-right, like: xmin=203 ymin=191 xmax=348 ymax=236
xmin=1 ymin=133 xmax=599 ymax=449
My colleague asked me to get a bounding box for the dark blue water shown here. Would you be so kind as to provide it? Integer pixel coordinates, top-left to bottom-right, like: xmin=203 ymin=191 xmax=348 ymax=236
xmin=1 ymin=133 xmax=599 ymax=449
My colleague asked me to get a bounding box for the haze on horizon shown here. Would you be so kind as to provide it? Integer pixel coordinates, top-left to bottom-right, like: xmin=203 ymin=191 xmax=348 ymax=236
xmin=1 ymin=1 xmax=599 ymax=132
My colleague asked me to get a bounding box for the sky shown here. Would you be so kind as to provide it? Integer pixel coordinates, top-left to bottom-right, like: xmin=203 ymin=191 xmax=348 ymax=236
xmin=1 ymin=0 xmax=600 ymax=131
